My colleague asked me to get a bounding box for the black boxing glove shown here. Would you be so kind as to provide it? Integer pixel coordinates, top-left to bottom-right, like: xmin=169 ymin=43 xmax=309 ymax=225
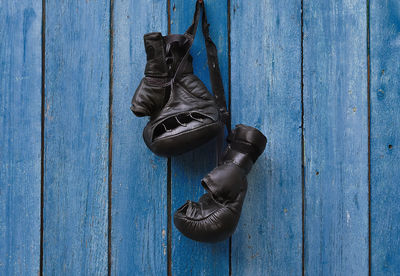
xmin=131 ymin=32 xmax=169 ymax=117
xmin=174 ymin=124 xmax=267 ymax=242
xmin=130 ymin=1 xmax=230 ymax=157
xmin=131 ymin=30 xmax=222 ymax=156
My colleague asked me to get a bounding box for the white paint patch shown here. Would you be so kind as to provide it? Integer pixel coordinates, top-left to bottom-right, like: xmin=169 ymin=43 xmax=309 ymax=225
xmin=346 ymin=210 xmax=351 ymax=225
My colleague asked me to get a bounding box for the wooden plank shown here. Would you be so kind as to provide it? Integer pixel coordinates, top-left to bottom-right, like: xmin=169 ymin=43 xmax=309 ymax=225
xmin=230 ymin=1 xmax=303 ymax=275
xmin=170 ymin=0 xmax=230 ymax=274
xmin=370 ymin=0 xmax=400 ymax=274
xmin=111 ymin=0 xmax=168 ymax=274
xmin=303 ymin=0 xmax=368 ymax=274
xmin=0 ymin=1 xmax=42 ymax=275
xmin=43 ymin=1 xmax=109 ymax=274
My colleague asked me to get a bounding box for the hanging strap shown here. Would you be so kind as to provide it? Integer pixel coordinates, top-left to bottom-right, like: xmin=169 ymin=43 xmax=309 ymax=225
xmin=190 ymin=0 xmax=231 ymax=163
xmin=173 ymin=0 xmax=231 ymax=134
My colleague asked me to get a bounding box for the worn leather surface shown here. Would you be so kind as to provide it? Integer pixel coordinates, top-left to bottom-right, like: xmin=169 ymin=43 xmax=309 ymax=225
xmin=131 ymin=32 xmax=222 ymax=156
xmin=173 ymin=124 xmax=267 ymax=242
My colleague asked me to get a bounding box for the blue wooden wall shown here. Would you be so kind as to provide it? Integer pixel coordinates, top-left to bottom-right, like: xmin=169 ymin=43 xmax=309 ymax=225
xmin=0 ymin=0 xmax=399 ymax=275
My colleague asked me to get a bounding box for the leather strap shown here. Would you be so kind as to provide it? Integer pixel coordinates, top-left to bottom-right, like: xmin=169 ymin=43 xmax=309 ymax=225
xmin=174 ymin=0 xmax=231 ymax=135
xmin=187 ymin=0 xmax=231 ymax=163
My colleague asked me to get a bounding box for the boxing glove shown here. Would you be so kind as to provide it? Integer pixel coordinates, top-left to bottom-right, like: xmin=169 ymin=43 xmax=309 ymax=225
xmin=130 ymin=1 xmax=230 ymax=157
xmin=174 ymin=124 xmax=267 ymax=242
xmin=131 ymin=32 xmax=222 ymax=156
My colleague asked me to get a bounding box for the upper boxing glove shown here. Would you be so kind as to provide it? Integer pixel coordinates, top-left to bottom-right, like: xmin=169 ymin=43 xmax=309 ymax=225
xmin=174 ymin=124 xmax=267 ymax=243
xmin=130 ymin=1 xmax=229 ymax=157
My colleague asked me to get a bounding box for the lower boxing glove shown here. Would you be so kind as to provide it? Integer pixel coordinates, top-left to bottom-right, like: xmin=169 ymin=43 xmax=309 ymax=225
xmin=174 ymin=124 xmax=267 ymax=242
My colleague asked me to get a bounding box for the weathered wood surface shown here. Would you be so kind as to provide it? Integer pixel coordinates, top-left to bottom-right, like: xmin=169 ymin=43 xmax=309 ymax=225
xmin=2 ymin=0 xmax=400 ymax=275
xmin=170 ymin=0 xmax=230 ymax=275
xmin=0 ymin=1 xmax=42 ymax=275
xmin=370 ymin=0 xmax=400 ymax=274
xmin=230 ymin=1 xmax=303 ymax=275
xmin=303 ymin=0 xmax=369 ymax=274
xmin=43 ymin=1 xmax=110 ymax=274
xmin=111 ymin=0 xmax=168 ymax=274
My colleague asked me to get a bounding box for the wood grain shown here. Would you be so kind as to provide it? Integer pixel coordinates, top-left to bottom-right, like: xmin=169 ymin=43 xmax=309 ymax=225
xmin=111 ymin=0 xmax=168 ymax=274
xmin=43 ymin=1 xmax=110 ymax=274
xmin=0 ymin=1 xmax=42 ymax=275
xmin=170 ymin=0 xmax=230 ymax=275
xmin=303 ymin=0 xmax=369 ymax=274
xmin=230 ymin=0 xmax=303 ymax=275
xmin=370 ymin=0 xmax=400 ymax=274
xmin=3 ymin=1 xmax=400 ymax=274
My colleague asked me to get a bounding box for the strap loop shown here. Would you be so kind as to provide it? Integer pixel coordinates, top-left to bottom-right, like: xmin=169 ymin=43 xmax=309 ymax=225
xmin=173 ymin=0 xmax=231 ymax=161
xmin=175 ymin=0 xmax=231 ymax=135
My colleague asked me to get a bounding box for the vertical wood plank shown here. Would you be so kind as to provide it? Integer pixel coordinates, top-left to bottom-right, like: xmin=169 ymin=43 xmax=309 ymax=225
xmin=170 ymin=0 xmax=230 ymax=275
xmin=111 ymin=0 xmax=168 ymax=274
xmin=230 ymin=1 xmax=303 ymax=275
xmin=370 ymin=0 xmax=400 ymax=274
xmin=0 ymin=1 xmax=42 ymax=274
xmin=43 ymin=1 xmax=109 ymax=274
xmin=303 ymin=0 xmax=369 ymax=274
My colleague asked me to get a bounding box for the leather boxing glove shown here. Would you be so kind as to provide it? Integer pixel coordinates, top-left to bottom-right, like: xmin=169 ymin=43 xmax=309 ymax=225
xmin=131 ymin=31 xmax=222 ymax=156
xmin=174 ymin=124 xmax=267 ymax=242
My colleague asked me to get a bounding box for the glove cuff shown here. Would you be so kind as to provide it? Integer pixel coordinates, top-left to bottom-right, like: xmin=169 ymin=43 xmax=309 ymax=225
xmin=222 ymin=148 xmax=253 ymax=173
xmin=143 ymin=32 xmax=168 ymax=77
xmin=228 ymin=124 xmax=267 ymax=162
